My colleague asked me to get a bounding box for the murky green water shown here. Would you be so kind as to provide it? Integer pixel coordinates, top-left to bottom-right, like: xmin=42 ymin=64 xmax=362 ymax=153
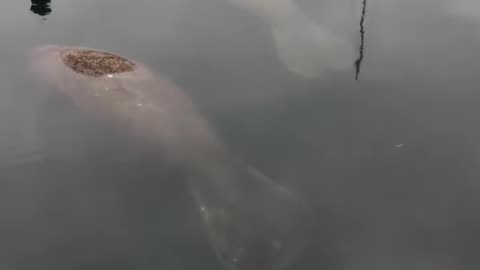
xmin=1 ymin=0 xmax=480 ymax=269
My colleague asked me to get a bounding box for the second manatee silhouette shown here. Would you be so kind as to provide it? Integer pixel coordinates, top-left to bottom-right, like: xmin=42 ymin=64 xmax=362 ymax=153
xmin=225 ymin=0 xmax=354 ymax=78
xmin=30 ymin=45 xmax=315 ymax=270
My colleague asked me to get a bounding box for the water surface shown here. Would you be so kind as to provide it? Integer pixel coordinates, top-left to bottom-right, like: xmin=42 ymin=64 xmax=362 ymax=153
xmin=2 ymin=0 xmax=480 ymax=269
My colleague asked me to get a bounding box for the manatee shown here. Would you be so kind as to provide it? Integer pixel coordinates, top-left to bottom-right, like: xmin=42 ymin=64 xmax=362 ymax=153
xmin=225 ymin=0 xmax=354 ymax=78
xmin=30 ymin=45 xmax=315 ymax=270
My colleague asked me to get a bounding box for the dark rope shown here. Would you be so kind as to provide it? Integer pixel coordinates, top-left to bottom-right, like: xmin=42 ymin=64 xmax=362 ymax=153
xmin=354 ymin=0 xmax=367 ymax=80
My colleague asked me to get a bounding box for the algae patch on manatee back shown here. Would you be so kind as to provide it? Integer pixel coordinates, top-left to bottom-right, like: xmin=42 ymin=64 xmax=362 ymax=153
xmin=61 ymin=49 xmax=136 ymax=77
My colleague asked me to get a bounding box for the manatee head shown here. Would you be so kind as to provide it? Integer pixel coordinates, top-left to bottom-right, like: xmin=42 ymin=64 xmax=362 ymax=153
xmin=29 ymin=45 xmax=160 ymax=115
xmin=29 ymin=44 xmax=222 ymax=163
xmin=31 ymin=45 xmax=136 ymax=77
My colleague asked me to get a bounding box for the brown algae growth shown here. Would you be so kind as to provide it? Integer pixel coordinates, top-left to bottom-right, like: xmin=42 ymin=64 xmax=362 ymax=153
xmin=61 ymin=49 xmax=136 ymax=77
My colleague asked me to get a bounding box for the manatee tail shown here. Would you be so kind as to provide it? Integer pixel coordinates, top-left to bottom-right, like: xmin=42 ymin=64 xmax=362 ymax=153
xmin=226 ymin=0 xmax=354 ymax=78
xmin=185 ymin=156 xmax=314 ymax=270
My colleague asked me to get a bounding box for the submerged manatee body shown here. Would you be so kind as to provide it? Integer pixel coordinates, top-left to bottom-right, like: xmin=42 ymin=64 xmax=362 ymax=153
xmin=30 ymin=45 xmax=315 ymax=270
xmin=225 ymin=0 xmax=354 ymax=78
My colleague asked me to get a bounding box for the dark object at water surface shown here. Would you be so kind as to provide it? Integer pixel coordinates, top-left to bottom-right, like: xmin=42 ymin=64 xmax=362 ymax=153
xmin=30 ymin=0 xmax=52 ymax=17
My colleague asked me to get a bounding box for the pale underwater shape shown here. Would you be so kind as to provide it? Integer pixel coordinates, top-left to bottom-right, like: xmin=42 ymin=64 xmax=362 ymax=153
xmin=442 ymin=0 xmax=480 ymax=19
xmin=271 ymin=15 xmax=355 ymax=79
xmin=30 ymin=45 xmax=315 ymax=270
xmin=225 ymin=0 xmax=355 ymax=78
xmin=30 ymin=44 xmax=223 ymax=163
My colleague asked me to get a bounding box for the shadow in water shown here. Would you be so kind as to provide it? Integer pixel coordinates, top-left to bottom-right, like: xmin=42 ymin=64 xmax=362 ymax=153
xmin=30 ymin=0 xmax=52 ymax=17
